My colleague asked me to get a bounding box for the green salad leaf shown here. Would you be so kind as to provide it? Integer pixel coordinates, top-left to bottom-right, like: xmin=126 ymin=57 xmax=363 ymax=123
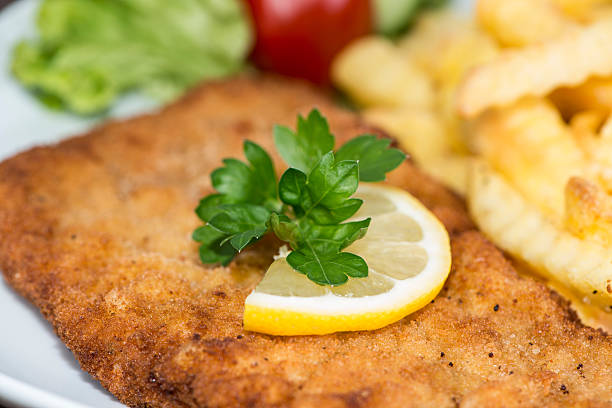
xmin=12 ymin=0 xmax=252 ymax=114
xmin=374 ymin=0 xmax=449 ymax=36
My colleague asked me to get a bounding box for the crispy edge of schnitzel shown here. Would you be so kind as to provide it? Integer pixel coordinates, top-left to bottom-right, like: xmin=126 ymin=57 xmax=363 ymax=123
xmin=0 ymin=75 xmax=609 ymax=408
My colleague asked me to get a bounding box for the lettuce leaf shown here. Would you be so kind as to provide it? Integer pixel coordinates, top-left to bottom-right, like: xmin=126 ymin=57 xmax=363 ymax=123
xmin=374 ymin=0 xmax=448 ymax=36
xmin=12 ymin=0 xmax=252 ymax=114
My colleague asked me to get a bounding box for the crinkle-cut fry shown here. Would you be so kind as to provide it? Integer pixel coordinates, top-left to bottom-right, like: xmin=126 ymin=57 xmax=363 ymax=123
xmin=470 ymin=98 xmax=586 ymax=219
xmin=429 ymin=31 xmax=498 ymax=88
xmin=477 ymin=0 xmax=577 ymax=47
xmin=420 ymin=155 xmax=471 ymax=196
xmin=569 ymin=109 xmax=609 ymax=137
xmin=546 ymin=279 xmax=612 ymax=333
xmin=399 ymin=12 xmax=498 ymax=86
xmin=364 ymin=106 xmax=470 ymax=196
xmin=550 ymin=76 xmax=612 ymax=118
xmin=363 ymin=107 xmax=450 ymax=162
xmin=513 ymin=259 xmax=612 ymax=333
xmin=437 ymin=84 xmax=472 ymax=155
xmin=588 ymin=4 xmax=612 ymax=22
xmin=468 ymin=161 xmax=612 ymax=312
xmin=567 ymin=110 xmax=612 ymax=190
xmin=331 ymin=37 xmax=434 ymax=109
xmin=601 ymin=113 xmax=612 ymax=138
xmin=565 ymin=177 xmax=612 ymax=247
xmin=363 ymin=108 xmax=472 ymax=197
xmin=398 ymin=11 xmax=469 ymax=73
xmin=457 ymin=17 xmax=612 ymax=117
xmin=549 ymin=0 xmax=612 ymax=21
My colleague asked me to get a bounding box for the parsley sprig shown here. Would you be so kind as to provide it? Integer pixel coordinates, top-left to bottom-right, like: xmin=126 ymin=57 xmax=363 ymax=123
xmin=193 ymin=109 xmax=405 ymax=286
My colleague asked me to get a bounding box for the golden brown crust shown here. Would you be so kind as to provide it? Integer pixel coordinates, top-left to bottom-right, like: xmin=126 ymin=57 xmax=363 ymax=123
xmin=0 ymin=75 xmax=610 ymax=407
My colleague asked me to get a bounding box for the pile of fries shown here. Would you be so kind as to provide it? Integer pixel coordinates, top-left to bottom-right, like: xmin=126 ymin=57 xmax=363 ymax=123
xmin=331 ymin=0 xmax=612 ymax=330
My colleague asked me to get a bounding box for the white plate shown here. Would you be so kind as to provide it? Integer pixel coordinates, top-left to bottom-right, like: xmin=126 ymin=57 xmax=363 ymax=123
xmin=0 ymin=1 xmax=472 ymax=407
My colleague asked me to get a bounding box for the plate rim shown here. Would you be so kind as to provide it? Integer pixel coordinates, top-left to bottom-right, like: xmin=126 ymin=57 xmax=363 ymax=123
xmin=0 ymin=372 xmax=98 ymax=408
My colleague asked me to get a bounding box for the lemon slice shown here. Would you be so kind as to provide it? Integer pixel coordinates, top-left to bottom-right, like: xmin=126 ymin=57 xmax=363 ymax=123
xmin=243 ymin=183 xmax=451 ymax=335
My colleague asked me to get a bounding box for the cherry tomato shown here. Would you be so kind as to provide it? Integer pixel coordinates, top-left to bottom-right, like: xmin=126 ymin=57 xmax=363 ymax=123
xmin=244 ymin=0 xmax=372 ymax=85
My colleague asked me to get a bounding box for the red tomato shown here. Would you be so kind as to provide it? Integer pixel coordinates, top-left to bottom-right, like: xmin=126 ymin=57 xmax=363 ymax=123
xmin=244 ymin=0 xmax=372 ymax=84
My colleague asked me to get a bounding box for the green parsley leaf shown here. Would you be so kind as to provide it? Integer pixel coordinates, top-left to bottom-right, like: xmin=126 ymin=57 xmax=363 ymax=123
xmin=208 ymin=204 xmax=271 ymax=252
xmin=210 ymin=140 xmax=277 ymax=206
xmin=308 ymin=198 xmax=362 ymax=225
xmin=194 ymin=111 xmax=404 ymax=285
xmin=297 ymin=218 xmax=371 ymax=254
xmin=243 ymin=140 xmax=277 ymax=203
xmin=284 ymin=218 xmax=370 ymax=285
xmin=278 ymin=168 xmax=308 ymax=207
xmin=274 ymin=109 xmax=335 ymax=173
xmin=210 ymin=159 xmax=252 ymax=200
xmin=268 ymin=213 xmax=301 ymax=249
xmin=277 ymin=155 xmax=362 ymax=224
xmin=228 ymin=228 xmax=268 ymax=252
xmin=195 ymin=193 xmax=233 ymax=222
xmin=286 ymin=250 xmax=368 ymax=286
xmin=306 ymin=151 xmax=359 ymax=213
xmin=192 ymin=225 xmax=236 ymax=266
xmin=335 ymin=134 xmax=405 ymax=182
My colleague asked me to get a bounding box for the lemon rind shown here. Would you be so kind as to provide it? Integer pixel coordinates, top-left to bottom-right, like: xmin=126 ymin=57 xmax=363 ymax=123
xmin=243 ymin=278 xmax=446 ymax=336
xmin=243 ymin=183 xmax=452 ymax=335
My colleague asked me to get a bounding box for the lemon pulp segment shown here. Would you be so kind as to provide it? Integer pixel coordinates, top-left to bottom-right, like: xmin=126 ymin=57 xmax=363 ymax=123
xmin=243 ymin=183 xmax=452 ymax=335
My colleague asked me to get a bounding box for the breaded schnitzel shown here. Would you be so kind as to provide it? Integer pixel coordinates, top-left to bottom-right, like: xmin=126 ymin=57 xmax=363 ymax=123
xmin=0 ymin=75 xmax=610 ymax=407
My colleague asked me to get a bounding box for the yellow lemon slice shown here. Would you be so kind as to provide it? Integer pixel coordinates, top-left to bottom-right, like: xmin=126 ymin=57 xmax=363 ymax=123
xmin=243 ymin=183 xmax=451 ymax=335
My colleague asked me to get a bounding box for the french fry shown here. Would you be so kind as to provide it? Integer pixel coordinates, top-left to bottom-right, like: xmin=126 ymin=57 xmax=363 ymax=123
xmin=549 ymin=76 xmax=612 ymax=118
xmin=477 ymin=0 xmax=577 ymax=47
xmin=334 ymin=1 xmax=612 ymax=326
xmin=399 ymin=13 xmax=497 ymax=156
xmin=363 ymin=107 xmax=449 ymax=162
xmin=547 ymin=279 xmax=612 ymax=333
xmin=549 ymin=0 xmax=612 ymax=21
xmin=468 ymin=161 xmax=612 ymax=312
xmin=565 ymin=177 xmax=612 ymax=246
xmin=457 ymin=17 xmax=612 ymax=117
xmin=437 ymin=84 xmax=472 ymax=155
xmin=570 ymin=112 xmax=612 ymax=192
xmin=601 ymin=113 xmax=612 ymax=138
xmin=331 ymin=37 xmax=434 ymax=109
xmin=398 ymin=11 xmax=470 ymax=74
xmin=470 ymin=98 xmax=586 ymax=218
xmin=420 ymin=155 xmax=471 ymax=196
xmin=568 ymin=109 xmax=609 ymax=136
xmin=587 ymin=4 xmax=612 ymax=22
xmin=400 ymin=12 xmax=498 ymax=86
xmin=363 ymin=106 xmax=470 ymax=195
